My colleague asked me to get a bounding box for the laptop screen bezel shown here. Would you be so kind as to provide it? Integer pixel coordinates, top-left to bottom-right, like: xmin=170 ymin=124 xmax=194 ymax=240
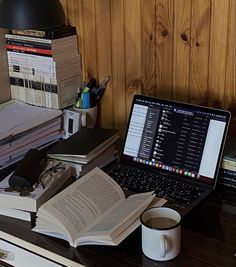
xmin=119 ymin=94 xmax=231 ymax=189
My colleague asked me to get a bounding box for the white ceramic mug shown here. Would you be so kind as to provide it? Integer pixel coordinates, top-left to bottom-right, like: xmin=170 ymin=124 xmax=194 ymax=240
xmin=73 ymin=105 xmax=97 ymax=128
xmin=140 ymin=207 xmax=181 ymax=261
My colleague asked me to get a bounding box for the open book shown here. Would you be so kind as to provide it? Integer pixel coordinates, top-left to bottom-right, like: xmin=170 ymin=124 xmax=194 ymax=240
xmin=33 ymin=167 xmax=157 ymax=247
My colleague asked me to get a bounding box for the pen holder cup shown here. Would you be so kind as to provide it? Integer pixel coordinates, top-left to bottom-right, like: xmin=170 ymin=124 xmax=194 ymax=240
xmin=73 ymin=105 xmax=97 ymax=128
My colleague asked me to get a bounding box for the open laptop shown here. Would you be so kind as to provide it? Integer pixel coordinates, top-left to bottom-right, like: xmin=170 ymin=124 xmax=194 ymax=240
xmin=105 ymin=94 xmax=231 ymax=216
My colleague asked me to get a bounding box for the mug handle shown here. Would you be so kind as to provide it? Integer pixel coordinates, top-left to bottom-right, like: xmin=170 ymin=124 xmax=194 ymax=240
xmin=158 ymin=235 xmax=166 ymax=258
xmin=81 ymin=113 xmax=87 ymax=127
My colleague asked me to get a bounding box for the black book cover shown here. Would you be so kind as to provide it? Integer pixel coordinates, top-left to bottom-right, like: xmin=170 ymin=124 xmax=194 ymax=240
xmin=47 ymin=128 xmax=118 ymax=158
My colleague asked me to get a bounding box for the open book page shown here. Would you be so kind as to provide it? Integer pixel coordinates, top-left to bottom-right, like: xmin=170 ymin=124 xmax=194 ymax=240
xmin=76 ymin=191 xmax=155 ymax=246
xmin=33 ymin=168 xmax=125 ymax=245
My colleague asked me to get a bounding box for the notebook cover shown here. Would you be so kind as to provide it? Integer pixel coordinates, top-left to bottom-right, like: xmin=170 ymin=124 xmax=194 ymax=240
xmin=47 ymin=128 xmax=118 ymax=158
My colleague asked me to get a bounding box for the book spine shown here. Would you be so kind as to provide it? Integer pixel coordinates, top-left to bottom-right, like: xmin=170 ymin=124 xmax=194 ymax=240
xmin=7 ymin=45 xmax=53 ymax=58
xmin=7 ymin=51 xmax=54 ymax=64
xmin=6 ymin=38 xmax=52 ymax=49
xmin=221 ymin=161 xmax=236 ymax=172
xmin=218 ymin=179 xmax=236 ymax=189
xmin=5 ymin=33 xmax=76 ymax=44
xmin=11 ymin=29 xmax=47 ymax=38
xmin=9 ymin=71 xmax=25 ymax=102
xmin=10 ymin=26 xmax=76 ymax=39
xmin=223 ymin=155 xmax=236 ymax=161
xmin=34 ymin=76 xmax=46 ymax=107
xmin=23 ymin=73 xmax=30 ymax=104
xmin=50 ymin=83 xmax=59 ymax=109
xmin=6 ymin=46 xmax=78 ymax=61
xmin=6 ymin=33 xmax=53 ymax=44
xmin=9 ymin=73 xmax=59 ymax=108
xmin=8 ymin=64 xmax=55 ymax=80
xmin=41 ymin=77 xmax=57 ymax=108
xmin=220 ymin=168 xmax=236 ymax=177
xmin=219 ymin=175 xmax=236 ymax=184
xmin=7 ymin=52 xmax=56 ymax=78
xmin=222 ymin=158 xmax=236 ymax=166
xmin=218 ymin=166 xmax=236 ymax=189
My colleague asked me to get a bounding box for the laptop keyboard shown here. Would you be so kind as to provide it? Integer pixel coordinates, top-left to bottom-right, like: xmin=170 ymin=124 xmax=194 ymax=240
xmin=106 ymin=164 xmax=204 ymax=208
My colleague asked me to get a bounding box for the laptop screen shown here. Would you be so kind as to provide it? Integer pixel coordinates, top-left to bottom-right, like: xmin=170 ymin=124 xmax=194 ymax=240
xmin=121 ymin=95 xmax=230 ymax=185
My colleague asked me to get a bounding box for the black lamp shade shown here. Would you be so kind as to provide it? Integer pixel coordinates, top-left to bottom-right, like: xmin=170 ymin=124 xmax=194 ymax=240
xmin=0 ymin=0 xmax=66 ymax=30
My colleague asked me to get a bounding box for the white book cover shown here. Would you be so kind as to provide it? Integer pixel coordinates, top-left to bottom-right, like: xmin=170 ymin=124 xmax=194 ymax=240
xmin=0 ymin=206 xmax=32 ymax=221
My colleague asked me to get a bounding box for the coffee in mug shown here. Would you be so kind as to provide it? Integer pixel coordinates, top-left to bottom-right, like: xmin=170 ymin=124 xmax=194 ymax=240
xmin=145 ymin=217 xmax=178 ymax=229
xmin=140 ymin=207 xmax=181 ymax=261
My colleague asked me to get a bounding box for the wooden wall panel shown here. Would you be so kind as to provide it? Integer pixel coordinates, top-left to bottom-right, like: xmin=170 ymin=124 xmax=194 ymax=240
xmin=225 ymin=0 xmax=236 ymax=109
xmin=173 ymin=0 xmax=191 ymax=102
xmin=141 ymin=0 xmax=156 ymax=96
xmin=190 ymin=0 xmax=211 ymax=105
xmin=209 ymin=0 xmax=230 ymax=106
xmin=155 ymin=0 xmax=174 ymax=99
xmin=94 ymin=0 xmax=113 ymax=128
xmin=80 ymin=0 xmax=97 ymax=79
xmin=124 ymin=0 xmax=142 ymax=120
xmin=111 ymin=0 xmax=127 ymax=136
xmin=60 ymin=0 xmax=236 ymax=133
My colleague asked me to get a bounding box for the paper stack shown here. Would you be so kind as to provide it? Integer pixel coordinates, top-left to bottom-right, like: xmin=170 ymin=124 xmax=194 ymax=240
xmin=0 ymin=100 xmax=63 ymax=169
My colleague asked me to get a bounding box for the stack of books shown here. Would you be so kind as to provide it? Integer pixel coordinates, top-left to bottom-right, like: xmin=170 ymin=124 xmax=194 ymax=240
xmin=219 ymin=137 xmax=236 ymax=189
xmin=0 ymin=100 xmax=63 ymax=169
xmin=5 ymin=25 xmax=82 ymax=109
xmin=0 ymin=160 xmax=72 ymax=221
xmin=47 ymin=128 xmax=120 ymax=177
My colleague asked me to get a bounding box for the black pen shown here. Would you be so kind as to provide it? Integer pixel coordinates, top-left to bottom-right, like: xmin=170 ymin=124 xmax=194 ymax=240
xmin=95 ymin=75 xmax=111 ymax=102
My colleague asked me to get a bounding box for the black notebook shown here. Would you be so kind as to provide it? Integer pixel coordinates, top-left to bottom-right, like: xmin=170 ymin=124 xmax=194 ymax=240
xmin=104 ymin=94 xmax=231 ymax=216
xmin=48 ymin=128 xmax=119 ymax=164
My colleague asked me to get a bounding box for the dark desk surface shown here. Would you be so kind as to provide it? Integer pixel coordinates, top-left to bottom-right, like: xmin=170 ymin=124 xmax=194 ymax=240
xmin=0 ymin=189 xmax=236 ymax=267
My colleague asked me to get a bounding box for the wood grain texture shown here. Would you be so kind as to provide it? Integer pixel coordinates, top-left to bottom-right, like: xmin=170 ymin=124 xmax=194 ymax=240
xmin=190 ymin=0 xmax=211 ymax=105
xmin=173 ymin=0 xmax=191 ymax=102
xmin=80 ymin=0 xmax=97 ymax=80
xmin=155 ymin=0 xmax=174 ymax=99
xmin=94 ymin=0 xmax=113 ymax=128
xmin=209 ymin=0 xmax=230 ymax=105
xmin=141 ymin=0 xmax=156 ymax=96
xmin=224 ymin=0 xmax=236 ymax=109
xmin=45 ymin=0 xmax=236 ymax=128
xmin=0 ymin=0 xmax=235 ymax=133
xmin=124 ymin=0 xmax=142 ymax=119
xmin=111 ymin=0 xmax=127 ymax=136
